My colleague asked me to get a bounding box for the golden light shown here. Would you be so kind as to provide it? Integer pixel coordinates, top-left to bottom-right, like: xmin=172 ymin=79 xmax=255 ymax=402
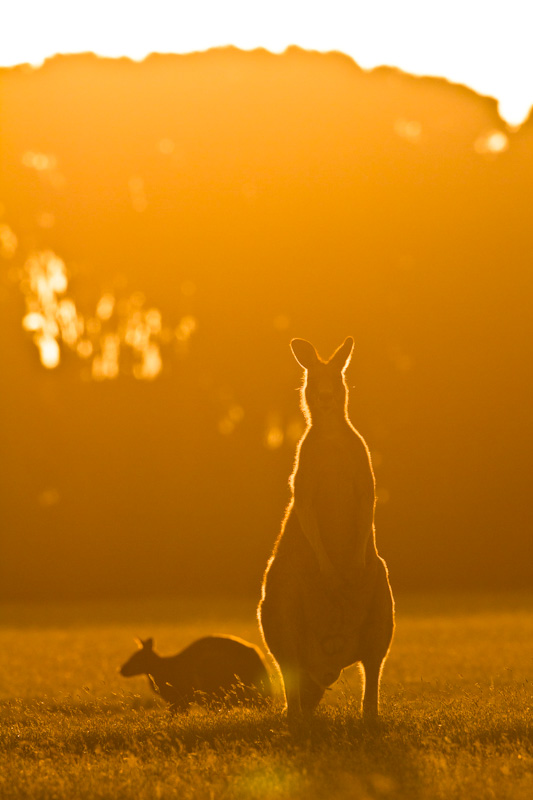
xmin=265 ymin=417 xmax=284 ymax=450
xmin=0 ymin=223 xmax=18 ymax=258
xmin=286 ymin=418 xmax=305 ymax=444
xmin=37 ymin=488 xmax=60 ymax=507
xmin=158 ymin=138 xmax=175 ymax=155
xmin=394 ymin=119 xmax=422 ymax=144
xmin=77 ymin=340 xmax=94 ymax=359
xmin=21 ymin=151 xmax=58 ymax=171
xmin=145 ymin=309 xmax=162 ymax=335
xmin=22 ymin=312 xmax=45 ymax=332
xmin=273 ymin=314 xmax=290 ymax=332
xmin=218 ymin=418 xmax=235 ymax=436
xmin=175 ymin=316 xmax=198 ymax=343
xmin=218 ymin=404 xmax=245 ymax=436
xmin=128 ymin=176 xmax=148 ymax=214
xmin=96 ymin=293 xmax=115 ymax=321
xmin=133 ymin=343 xmax=163 ymax=381
xmin=15 ymin=244 xmax=194 ymax=380
xmin=0 ymin=1 xmax=531 ymax=127
xmin=36 ymin=335 xmax=60 ymax=369
xmin=37 ymin=212 xmax=56 ymax=230
xmin=474 ymin=130 xmax=510 ymax=156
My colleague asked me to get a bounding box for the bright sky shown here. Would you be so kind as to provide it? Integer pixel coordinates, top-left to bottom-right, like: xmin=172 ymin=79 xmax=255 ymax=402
xmin=1 ymin=0 xmax=531 ymax=126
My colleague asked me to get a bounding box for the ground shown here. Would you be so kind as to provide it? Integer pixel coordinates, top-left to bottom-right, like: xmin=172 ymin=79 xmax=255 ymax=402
xmin=1 ymin=592 xmax=531 ymax=799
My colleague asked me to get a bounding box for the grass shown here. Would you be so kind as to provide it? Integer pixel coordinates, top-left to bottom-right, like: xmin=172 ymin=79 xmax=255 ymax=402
xmin=1 ymin=593 xmax=532 ymax=799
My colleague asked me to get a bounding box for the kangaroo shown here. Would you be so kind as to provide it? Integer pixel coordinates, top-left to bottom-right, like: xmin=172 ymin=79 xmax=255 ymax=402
xmin=258 ymin=337 xmax=394 ymax=729
xmin=120 ymin=635 xmax=272 ymax=711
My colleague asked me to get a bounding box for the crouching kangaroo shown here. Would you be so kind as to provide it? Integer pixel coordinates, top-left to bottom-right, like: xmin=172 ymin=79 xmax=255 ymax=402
xmin=258 ymin=337 xmax=394 ymax=729
xmin=120 ymin=635 xmax=271 ymax=711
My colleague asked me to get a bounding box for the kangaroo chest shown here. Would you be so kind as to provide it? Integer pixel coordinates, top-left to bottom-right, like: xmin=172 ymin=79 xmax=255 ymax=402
xmin=298 ymin=427 xmax=371 ymax=482
xmin=295 ymin=433 xmax=373 ymax=537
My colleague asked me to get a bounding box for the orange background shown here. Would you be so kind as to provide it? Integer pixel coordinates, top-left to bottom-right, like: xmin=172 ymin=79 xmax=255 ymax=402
xmin=1 ymin=50 xmax=532 ymax=599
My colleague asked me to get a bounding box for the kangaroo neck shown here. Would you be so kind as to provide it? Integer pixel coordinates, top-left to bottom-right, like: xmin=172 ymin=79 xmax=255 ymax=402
xmin=309 ymin=412 xmax=349 ymax=437
xmin=146 ymin=653 xmax=165 ymax=680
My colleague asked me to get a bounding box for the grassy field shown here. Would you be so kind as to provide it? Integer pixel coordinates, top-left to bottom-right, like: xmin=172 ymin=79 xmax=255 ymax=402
xmin=1 ymin=592 xmax=531 ymax=799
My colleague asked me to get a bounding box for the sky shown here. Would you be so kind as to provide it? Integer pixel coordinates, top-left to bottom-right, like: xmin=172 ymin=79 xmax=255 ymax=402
xmin=1 ymin=0 xmax=532 ymax=126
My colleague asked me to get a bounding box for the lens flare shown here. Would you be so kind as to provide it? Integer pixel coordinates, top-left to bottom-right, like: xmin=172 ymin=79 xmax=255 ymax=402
xmin=474 ymin=130 xmax=509 ymax=155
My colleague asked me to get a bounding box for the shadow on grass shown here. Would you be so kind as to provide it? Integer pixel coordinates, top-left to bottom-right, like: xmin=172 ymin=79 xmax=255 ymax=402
xmin=1 ymin=700 xmax=431 ymax=800
xmin=3 ymin=691 xmax=530 ymax=800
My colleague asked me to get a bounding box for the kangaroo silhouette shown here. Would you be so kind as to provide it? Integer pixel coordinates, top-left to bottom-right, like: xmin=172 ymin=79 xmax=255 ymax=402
xmin=120 ymin=635 xmax=271 ymax=711
xmin=258 ymin=337 xmax=394 ymax=728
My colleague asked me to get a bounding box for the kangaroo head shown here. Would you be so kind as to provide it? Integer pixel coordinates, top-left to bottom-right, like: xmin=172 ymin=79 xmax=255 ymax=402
xmin=291 ymin=337 xmax=354 ymax=421
xmin=119 ymin=637 xmax=155 ymax=677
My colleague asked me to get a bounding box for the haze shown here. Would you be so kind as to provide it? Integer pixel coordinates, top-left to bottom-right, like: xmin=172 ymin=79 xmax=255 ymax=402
xmin=1 ymin=47 xmax=532 ymax=600
xmin=1 ymin=0 xmax=532 ymax=126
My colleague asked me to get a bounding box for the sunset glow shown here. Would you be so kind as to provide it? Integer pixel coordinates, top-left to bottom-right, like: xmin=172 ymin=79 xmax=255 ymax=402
xmin=16 ymin=243 xmax=197 ymax=378
xmin=1 ymin=1 xmax=532 ymax=790
xmin=1 ymin=0 xmax=532 ymax=126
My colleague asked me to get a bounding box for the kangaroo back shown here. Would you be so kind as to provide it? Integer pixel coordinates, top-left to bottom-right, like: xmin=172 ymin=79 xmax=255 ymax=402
xmin=120 ymin=635 xmax=271 ymax=711
xmin=173 ymin=636 xmax=271 ymax=701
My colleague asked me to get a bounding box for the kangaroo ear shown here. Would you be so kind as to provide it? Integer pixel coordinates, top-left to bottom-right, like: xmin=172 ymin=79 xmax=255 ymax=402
xmin=140 ymin=637 xmax=154 ymax=650
xmin=291 ymin=339 xmax=319 ymax=369
xmin=329 ymin=337 xmax=354 ymax=372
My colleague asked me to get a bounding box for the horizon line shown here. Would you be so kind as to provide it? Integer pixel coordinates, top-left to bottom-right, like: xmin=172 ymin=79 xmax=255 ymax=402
xmin=2 ymin=45 xmax=530 ymax=130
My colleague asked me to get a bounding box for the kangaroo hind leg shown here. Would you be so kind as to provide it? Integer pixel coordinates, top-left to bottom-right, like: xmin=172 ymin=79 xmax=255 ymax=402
xmin=361 ymin=657 xmax=384 ymax=723
xmin=276 ymin=659 xmax=304 ymax=731
xmin=299 ymin=670 xmax=325 ymax=716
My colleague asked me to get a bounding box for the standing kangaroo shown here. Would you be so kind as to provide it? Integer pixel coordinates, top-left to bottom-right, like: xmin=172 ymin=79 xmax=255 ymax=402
xmin=258 ymin=337 xmax=394 ymax=728
xmin=120 ymin=635 xmax=271 ymax=711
